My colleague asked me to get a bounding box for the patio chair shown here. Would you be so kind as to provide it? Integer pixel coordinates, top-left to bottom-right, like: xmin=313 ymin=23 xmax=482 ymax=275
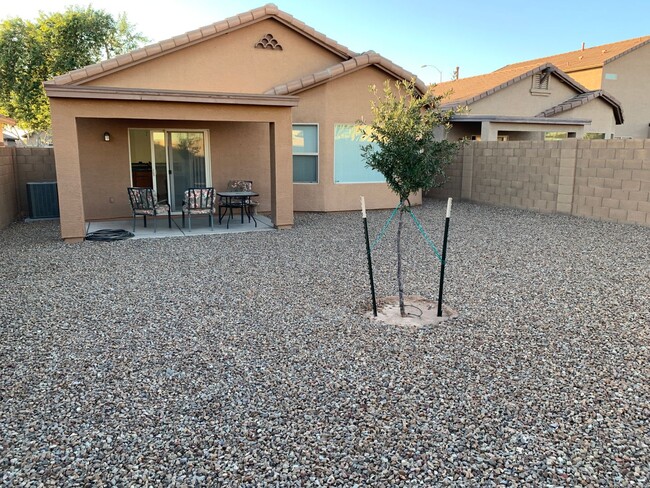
xmin=218 ymin=180 xmax=259 ymax=227
xmin=182 ymin=187 xmax=216 ymax=231
xmin=127 ymin=187 xmax=171 ymax=233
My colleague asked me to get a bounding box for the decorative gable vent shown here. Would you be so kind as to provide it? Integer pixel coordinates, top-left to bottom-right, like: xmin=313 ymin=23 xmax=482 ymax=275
xmin=533 ymin=71 xmax=550 ymax=90
xmin=255 ymin=34 xmax=283 ymax=50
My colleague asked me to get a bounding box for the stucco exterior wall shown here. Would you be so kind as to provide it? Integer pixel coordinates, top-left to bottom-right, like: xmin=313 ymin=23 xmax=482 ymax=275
xmin=76 ymin=119 xmax=271 ymax=221
xmin=292 ymin=66 xmax=419 ymax=212
xmin=0 ymin=147 xmax=18 ymax=229
xmin=50 ymin=97 xmax=294 ymax=240
xmin=602 ymin=43 xmax=650 ymax=138
xmin=468 ymin=74 xmax=578 ymax=117
xmin=86 ymin=19 xmax=343 ymax=94
xmin=428 ymin=139 xmax=650 ymax=226
xmin=548 ymin=97 xmax=616 ymax=137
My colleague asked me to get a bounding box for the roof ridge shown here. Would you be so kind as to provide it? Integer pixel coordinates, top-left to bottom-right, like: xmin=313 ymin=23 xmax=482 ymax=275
xmin=264 ymin=52 xmax=426 ymax=96
xmin=45 ymin=4 xmax=357 ymax=87
xmin=496 ymin=35 xmax=650 ymax=73
xmin=535 ymin=89 xmax=623 ymax=124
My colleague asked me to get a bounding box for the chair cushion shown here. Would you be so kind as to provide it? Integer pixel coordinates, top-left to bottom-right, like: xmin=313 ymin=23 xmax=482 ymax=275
xmin=182 ymin=205 xmax=212 ymax=214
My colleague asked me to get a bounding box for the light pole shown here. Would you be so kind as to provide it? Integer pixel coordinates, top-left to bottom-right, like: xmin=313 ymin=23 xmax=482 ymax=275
xmin=421 ymin=64 xmax=443 ymax=83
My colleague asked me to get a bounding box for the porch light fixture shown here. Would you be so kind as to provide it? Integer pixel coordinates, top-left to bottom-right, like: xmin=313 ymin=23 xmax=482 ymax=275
xmin=103 ymin=132 xmax=111 ymax=142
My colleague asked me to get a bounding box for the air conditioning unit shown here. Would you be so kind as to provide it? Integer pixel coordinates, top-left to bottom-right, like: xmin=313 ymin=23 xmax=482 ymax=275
xmin=26 ymin=182 xmax=60 ymax=219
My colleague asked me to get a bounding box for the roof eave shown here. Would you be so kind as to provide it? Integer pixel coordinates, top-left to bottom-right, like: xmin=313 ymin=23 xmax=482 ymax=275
xmin=44 ymin=85 xmax=300 ymax=107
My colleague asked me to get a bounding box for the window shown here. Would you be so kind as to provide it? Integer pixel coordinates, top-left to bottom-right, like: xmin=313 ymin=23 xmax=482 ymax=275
xmin=292 ymin=124 xmax=318 ymax=183
xmin=334 ymin=124 xmax=385 ymax=183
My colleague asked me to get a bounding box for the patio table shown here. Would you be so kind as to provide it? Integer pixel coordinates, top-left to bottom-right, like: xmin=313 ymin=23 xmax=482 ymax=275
xmin=217 ymin=191 xmax=258 ymax=228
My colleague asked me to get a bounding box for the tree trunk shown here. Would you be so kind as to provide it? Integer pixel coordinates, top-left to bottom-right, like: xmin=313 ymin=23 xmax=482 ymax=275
xmin=397 ymin=202 xmax=406 ymax=317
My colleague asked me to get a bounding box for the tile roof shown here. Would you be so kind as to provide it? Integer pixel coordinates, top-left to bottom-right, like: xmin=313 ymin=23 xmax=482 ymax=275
xmin=264 ymin=51 xmax=426 ymax=96
xmin=496 ymin=36 xmax=650 ymax=74
xmin=432 ymin=63 xmax=587 ymax=108
xmin=0 ymin=114 xmax=15 ymax=125
xmin=536 ymin=90 xmax=624 ymax=124
xmin=44 ymin=4 xmax=358 ymax=87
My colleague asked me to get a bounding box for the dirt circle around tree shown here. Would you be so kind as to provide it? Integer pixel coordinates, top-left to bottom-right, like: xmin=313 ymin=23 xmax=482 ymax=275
xmin=366 ymin=295 xmax=459 ymax=329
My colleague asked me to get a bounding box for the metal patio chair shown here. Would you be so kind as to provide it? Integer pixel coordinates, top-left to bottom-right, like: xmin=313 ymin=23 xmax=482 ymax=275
xmin=127 ymin=187 xmax=171 ymax=233
xmin=182 ymin=187 xmax=216 ymax=231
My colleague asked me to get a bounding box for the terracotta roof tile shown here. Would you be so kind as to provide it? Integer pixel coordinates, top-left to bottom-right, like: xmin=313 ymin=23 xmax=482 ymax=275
xmin=497 ymin=36 xmax=650 ymax=73
xmin=265 ymin=52 xmax=426 ymax=95
xmin=115 ymin=54 xmax=133 ymax=67
xmin=537 ymin=90 xmax=624 ymax=124
xmin=172 ymin=34 xmax=190 ymax=47
xmin=432 ymin=63 xmax=587 ymax=108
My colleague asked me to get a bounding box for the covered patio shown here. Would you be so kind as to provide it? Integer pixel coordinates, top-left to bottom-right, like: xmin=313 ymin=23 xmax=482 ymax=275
xmin=45 ymin=85 xmax=298 ymax=242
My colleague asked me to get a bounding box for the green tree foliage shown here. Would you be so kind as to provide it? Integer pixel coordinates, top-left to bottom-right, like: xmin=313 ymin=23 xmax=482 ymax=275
xmin=0 ymin=6 xmax=147 ymax=136
xmin=359 ymin=80 xmax=461 ymax=316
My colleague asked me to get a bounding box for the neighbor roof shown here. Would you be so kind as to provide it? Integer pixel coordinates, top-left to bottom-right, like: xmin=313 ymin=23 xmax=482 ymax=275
xmin=432 ymin=63 xmax=588 ymax=108
xmin=496 ymin=36 xmax=650 ymax=74
xmin=536 ymin=90 xmax=624 ymax=124
xmin=0 ymin=114 xmax=15 ymax=125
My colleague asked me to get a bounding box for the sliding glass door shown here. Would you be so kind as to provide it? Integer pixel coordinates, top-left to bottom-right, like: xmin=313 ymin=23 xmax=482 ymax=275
xmin=129 ymin=129 xmax=210 ymax=212
xmin=168 ymin=132 xmax=207 ymax=212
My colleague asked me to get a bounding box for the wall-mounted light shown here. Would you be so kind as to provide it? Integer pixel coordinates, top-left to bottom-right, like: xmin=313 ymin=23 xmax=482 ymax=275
xmin=103 ymin=132 xmax=111 ymax=142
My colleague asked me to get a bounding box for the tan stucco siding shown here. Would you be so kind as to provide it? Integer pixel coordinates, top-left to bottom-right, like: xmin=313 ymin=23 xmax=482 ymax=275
xmin=548 ymin=98 xmax=616 ymax=136
xmin=84 ymin=19 xmax=344 ymax=94
xmin=51 ymin=97 xmax=293 ymax=239
xmin=468 ymin=74 xmax=579 ymax=117
xmin=292 ymin=66 xmax=418 ymax=212
xmin=77 ymin=119 xmax=272 ymax=221
xmin=566 ymin=67 xmax=603 ymax=90
xmin=602 ymin=43 xmax=650 ymax=138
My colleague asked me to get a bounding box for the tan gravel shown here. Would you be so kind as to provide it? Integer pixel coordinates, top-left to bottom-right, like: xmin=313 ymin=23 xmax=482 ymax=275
xmin=1 ymin=199 xmax=648 ymax=486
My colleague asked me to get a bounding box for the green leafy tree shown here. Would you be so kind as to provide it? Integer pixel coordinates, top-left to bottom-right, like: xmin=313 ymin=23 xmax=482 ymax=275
xmin=0 ymin=6 xmax=147 ymax=141
xmin=359 ymin=80 xmax=460 ymax=317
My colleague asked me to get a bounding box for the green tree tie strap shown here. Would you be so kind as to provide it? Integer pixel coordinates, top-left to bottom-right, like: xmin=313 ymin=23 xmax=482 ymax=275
xmin=405 ymin=207 xmax=445 ymax=264
xmin=370 ymin=201 xmax=402 ymax=252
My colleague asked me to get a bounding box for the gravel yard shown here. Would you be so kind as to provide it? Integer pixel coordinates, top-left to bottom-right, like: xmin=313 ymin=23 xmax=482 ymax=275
xmin=1 ymin=199 xmax=649 ymax=486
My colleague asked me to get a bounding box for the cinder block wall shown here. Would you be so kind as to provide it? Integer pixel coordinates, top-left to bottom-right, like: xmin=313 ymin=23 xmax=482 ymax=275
xmin=572 ymin=139 xmax=650 ymax=225
xmin=0 ymin=147 xmax=19 ymax=229
xmin=15 ymin=148 xmax=57 ymax=217
xmin=429 ymin=139 xmax=650 ymax=227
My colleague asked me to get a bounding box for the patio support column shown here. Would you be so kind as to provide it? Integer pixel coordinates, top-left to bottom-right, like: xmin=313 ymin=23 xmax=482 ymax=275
xmin=269 ymin=112 xmax=294 ymax=229
xmin=50 ymin=99 xmax=86 ymax=242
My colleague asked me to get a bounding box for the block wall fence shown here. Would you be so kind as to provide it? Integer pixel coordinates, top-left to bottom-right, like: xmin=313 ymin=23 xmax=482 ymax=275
xmin=0 ymin=147 xmax=56 ymax=229
xmin=427 ymin=139 xmax=650 ymax=227
xmin=2 ymin=141 xmax=650 ymax=230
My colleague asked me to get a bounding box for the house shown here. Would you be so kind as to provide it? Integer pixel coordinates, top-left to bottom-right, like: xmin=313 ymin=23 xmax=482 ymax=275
xmin=432 ymin=63 xmax=623 ymax=141
xmin=496 ymin=36 xmax=650 ymax=138
xmin=44 ymin=4 xmax=425 ymax=242
xmin=0 ymin=115 xmax=15 ymax=147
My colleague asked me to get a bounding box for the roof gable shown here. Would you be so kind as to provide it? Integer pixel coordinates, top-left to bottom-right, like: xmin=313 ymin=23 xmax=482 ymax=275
xmin=433 ymin=63 xmax=588 ymax=109
xmin=536 ymin=90 xmax=624 ymax=124
xmin=45 ymin=4 xmax=357 ymax=87
xmin=265 ymin=51 xmax=426 ymax=96
xmin=496 ymin=36 xmax=650 ymax=74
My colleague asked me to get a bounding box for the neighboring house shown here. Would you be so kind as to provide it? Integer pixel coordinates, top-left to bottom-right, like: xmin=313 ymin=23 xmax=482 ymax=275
xmin=0 ymin=115 xmax=16 ymax=147
xmin=433 ymin=63 xmax=623 ymax=141
xmin=44 ymin=4 xmax=425 ymax=242
xmin=496 ymin=36 xmax=650 ymax=138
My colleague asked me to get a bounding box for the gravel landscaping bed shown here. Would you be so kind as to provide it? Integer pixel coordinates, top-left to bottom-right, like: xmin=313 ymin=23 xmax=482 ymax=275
xmin=1 ymin=199 xmax=648 ymax=486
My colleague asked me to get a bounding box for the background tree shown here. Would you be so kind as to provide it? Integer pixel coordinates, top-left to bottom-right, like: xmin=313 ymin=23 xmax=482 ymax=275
xmin=359 ymin=80 xmax=460 ymax=317
xmin=0 ymin=6 xmax=147 ymax=143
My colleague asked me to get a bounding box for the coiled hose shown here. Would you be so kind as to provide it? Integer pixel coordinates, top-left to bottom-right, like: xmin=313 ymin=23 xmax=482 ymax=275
xmin=85 ymin=229 xmax=135 ymax=241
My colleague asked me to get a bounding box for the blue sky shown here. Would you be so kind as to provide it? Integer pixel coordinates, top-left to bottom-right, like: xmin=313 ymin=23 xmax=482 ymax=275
xmin=9 ymin=0 xmax=650 ymax=84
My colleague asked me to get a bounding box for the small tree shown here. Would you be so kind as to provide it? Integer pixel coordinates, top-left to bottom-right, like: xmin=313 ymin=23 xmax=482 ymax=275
xmin=359 ymin=80 xmax=460 ymax=317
